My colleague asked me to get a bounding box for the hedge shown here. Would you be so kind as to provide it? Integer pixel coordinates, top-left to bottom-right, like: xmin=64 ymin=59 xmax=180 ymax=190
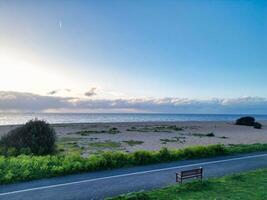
xmin=0 ymin=143 xmax=267 ymax=184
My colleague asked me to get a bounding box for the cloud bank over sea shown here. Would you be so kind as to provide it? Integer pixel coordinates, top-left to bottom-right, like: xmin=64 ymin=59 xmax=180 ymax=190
xmin=0 ymin=91 xmax=267 ymax=114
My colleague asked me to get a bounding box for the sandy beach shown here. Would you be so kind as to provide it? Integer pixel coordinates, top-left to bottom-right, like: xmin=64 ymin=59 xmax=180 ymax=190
xmin=1 ymin=121 xmax=266 ymax=156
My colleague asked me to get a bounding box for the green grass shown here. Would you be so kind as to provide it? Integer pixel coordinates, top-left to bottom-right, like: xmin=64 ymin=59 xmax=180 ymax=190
xmin=160 ymin=136 xmax=186 ymax=144
xmin=76 ymin=127 xmax=120 ymax=136
xmin=57 ymin=137 xmax=83 ymax=154
xmin=123 ymin=140 xmax=144 ymax=146
xmin=77 ymin=130 xmax=105 ymax=136
xmin=89 ymin=140 xmax=122 ymax=149
xmin=160 ymin=138 xmax=179 ymax=143
xmin=0 ymin=143 xmax=267 ymax=185
xmin=126 ymin=125 xmax=183 ymax=133
xmin=106 ymin=168 xmax=267 ymax=200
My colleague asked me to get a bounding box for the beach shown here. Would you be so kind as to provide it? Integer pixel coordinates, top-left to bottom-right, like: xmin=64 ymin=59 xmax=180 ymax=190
xmin=1 ymin=121 xmax=266 ymax=156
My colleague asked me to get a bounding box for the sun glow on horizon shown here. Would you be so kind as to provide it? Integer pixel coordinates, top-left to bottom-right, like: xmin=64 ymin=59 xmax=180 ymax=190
xmin=0 ymin=47 xmax=94 ymax=97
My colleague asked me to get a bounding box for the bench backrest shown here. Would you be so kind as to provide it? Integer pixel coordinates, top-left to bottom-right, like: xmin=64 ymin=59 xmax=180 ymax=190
xmin=181 ymin=168 xmax=202 ymax=177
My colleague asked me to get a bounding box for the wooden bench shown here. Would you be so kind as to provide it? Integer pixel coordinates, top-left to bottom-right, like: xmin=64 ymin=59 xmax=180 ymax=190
xmin=176 ymin=167 xmax=203 ymax=184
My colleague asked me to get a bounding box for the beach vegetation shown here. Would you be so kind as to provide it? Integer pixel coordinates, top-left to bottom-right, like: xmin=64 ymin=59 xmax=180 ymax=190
xmin=126 ymin=125 xmax=183 ymax=133
xmin=253 ymin=122 xmax=262 ymax=129
xmin=219 ymin=136 xmax=228 ymax=139
xmin=123 ymin=140 xmax=144 ymax=146
xmin=235 ymin=116 xmax=262 ymax=129
xmin=191 ymin=132 xmax=215 ymax=137
xmin=160 ymin=137 xmax=186 ymax=144
xmin=89 ymin=140 xmax=122 ymax=148
xmin=76 ymin=127 xmax=120 ymax=136
xmin=235 ymin=116 xmax=255 ymax=126
xmin=108 ymin=127 xmax=120 ymax=134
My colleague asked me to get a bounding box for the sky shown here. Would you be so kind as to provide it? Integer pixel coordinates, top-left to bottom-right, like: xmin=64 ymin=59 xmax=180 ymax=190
xmin=0 ymin=0 xmax=266 ymax=113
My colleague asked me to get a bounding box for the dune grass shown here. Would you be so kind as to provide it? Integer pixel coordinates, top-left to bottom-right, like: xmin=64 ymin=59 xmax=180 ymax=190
xmin=107 ymin=168 xmax=267 ymax=200
xmin=0 ymin=143 xmax=267 ymax=185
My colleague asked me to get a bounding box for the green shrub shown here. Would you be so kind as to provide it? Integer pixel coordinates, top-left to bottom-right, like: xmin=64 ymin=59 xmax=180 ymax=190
xmin=0 ymin=144 xmax=266 ymax=184
xmin=132 ymin=150 xmax=156 ymax=165
xmin=158 ymin=147 xmax=172 ymax=162
xmin=0 ymin=119 xmax=56 ymax=156
xmin=226 ymin=143 xmax=267 ymax=154
xmin=235 ymin=116 xmax=255 ymax=126
xmin=235 ymin=116 xmax=262 ymax=129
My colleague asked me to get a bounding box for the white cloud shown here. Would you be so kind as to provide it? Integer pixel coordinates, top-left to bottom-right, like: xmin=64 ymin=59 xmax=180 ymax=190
xmin=0 ymin=91 xmax=267 ymax=114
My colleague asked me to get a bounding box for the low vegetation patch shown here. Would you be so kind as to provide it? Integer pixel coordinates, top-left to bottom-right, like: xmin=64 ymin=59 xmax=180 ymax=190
xmin=89 ymin=140 xmax=122 ymax=151
xmin=123 ymin=140 xmax=144 ymax=146
xmin=57 ymin=137 xmax=83 ymax=155
xmin=190 ymin=132 xmax=215 ymax=137
xmin=106 ymin=168 xmax=267 ymax=200
xmin=218 ymin=136 xmax=228 ymax=139
xmin=126 ymin=125 xmax=183 ymax=133
xmin=1 ymin=143 xmax=267 ymax=184
xmin=160 ymin=136 xmax=186 ymax=144
xmin=76 ymin=127 xmax=120 ymax=136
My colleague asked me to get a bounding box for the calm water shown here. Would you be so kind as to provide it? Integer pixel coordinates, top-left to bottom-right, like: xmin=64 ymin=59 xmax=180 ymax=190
xmin=0 ymin=113 xmax=267 ymax=125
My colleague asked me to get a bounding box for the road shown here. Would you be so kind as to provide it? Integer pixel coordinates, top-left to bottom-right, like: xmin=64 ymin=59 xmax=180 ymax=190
xmin=0 ymin=152 xmax=267 ymax=200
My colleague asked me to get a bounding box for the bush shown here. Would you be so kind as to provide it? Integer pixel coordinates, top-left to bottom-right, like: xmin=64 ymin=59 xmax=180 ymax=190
xmin=158 ymin=147 xmax=172 ymax=162
xmin=206 ymin=132 xmax=215 ymax=137
xmin=0 ymin=119 xmax=56 ymax=156
xmin=254 ymin=122 xmax=262 ymax=129
xmin=235 ymin=116 xmax=262 ymax=129
xmin=235 ymin=116 xmax=255 ymax=126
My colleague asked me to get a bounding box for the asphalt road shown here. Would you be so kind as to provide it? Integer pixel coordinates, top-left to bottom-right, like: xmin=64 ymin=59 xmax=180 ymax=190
xmin=1 ymin=152 xmax=267 ymax=200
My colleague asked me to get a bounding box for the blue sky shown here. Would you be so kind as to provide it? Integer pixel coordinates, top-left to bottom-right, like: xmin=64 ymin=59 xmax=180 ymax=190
xmin=0 ymin=1 xmax=266 ymax=113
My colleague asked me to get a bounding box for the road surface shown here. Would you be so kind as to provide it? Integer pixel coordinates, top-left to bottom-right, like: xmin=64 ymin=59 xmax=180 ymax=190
xmin=0 ymin=152 xmax=267 ymax=200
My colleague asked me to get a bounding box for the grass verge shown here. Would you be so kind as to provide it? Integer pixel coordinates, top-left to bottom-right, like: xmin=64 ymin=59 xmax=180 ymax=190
xmin=106 ymin=168 xmax=267 ymax=200
xmin=0 ymin=143 xmax=267 ymax=184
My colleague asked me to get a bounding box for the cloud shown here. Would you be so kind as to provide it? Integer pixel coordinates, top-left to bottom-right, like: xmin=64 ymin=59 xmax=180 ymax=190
xmin=1 ymin=91 xmax=267 ymax=114
xmin=47 ymin=90 xmax=58 ymax=95
xmin=0 ymin=91 xmax=75 ymax=111
xmin=47 ymin=89 xmax=71 ymax=95
xmin=85 ymin=87 xmax=96 ymax=97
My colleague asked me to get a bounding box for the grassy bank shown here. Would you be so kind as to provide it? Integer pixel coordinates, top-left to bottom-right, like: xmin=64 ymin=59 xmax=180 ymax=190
xmin=107 ymin=168 xmax=267 ymax=200
xmin=0 ymin=143 xmax=267 ymax=184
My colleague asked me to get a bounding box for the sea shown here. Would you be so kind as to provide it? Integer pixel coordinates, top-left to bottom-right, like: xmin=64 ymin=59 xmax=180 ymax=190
xmin=0 ymin=113 xmax=267 ymax=125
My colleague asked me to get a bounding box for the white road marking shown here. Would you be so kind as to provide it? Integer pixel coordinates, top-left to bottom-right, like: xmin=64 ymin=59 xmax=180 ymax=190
xmin=0 ymin=153 xmax=267 ymax=196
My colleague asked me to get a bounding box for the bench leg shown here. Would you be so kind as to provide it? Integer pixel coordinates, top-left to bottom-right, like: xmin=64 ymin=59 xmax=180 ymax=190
xmin=176 ymin=176 xmax=182 ymax=184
